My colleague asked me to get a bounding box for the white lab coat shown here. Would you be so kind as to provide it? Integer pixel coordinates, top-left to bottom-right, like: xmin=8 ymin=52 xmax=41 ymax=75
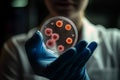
xmin=0 ymin=18 xmax=120 ymax=80
xmin=83 ymin=18 xmax=120 ymax=80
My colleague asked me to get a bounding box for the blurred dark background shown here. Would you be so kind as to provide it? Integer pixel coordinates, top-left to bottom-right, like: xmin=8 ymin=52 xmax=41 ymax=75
xmin=0 ymin=0 xmax=120 ymax=49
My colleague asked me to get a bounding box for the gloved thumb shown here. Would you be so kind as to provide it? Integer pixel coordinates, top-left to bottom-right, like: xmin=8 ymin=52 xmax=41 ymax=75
xmin=25 ymin=30 xmax=44 ymax=49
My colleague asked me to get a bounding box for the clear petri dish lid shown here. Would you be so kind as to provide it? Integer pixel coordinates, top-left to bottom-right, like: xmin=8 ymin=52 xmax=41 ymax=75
xmin=40 ymin=16 xmax=78 ymax=55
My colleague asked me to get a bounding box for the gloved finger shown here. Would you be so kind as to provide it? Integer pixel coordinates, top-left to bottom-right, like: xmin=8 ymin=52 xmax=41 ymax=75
xmin=76 ymin=41 xmax=97 ymax=66
xmin=45 ymin=47 xmax=76 ymax=79
xmin=72 ymin=43 xmax=97 ymax=72
xmin=70 ymin=47 xmax=91 ymax=70
xmin=75 ymin=40 xmax=88 ymax=53
xmin=72 ymin=41 xmax=97 ymax=66
xmin=87 ymin=41 xmax=98 ymax=54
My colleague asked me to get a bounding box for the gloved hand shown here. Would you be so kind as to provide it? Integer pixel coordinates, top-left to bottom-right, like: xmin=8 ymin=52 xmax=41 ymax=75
xmin=25 ymin=30 xmax=97 ymax=80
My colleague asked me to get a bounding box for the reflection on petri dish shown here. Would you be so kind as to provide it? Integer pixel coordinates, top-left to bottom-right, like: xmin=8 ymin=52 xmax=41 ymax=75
xmin=40 ymin=16 xmax=78 ymax=55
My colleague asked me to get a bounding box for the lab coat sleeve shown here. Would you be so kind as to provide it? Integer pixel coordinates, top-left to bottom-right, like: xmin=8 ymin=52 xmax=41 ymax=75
xmin=0 ymin=39 xmax=22 ymax=80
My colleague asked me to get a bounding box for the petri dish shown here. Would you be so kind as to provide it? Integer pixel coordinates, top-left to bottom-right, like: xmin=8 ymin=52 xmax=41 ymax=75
xmin=40 ymin=16 xmax=78 ymax=55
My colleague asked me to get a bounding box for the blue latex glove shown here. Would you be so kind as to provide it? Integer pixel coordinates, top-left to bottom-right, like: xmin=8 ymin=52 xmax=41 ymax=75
xmin=25 ymin=31 xmax=97 ymax=80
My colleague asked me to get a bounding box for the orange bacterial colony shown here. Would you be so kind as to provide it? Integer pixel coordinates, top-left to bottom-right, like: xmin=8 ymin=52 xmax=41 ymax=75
xmin=66 ymin=37 xmax=73 ymax=44
xmin=56 ymin=20 xmax=63 ymax=27
xmin=65 ymin=24 xmax=72 ymax=31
